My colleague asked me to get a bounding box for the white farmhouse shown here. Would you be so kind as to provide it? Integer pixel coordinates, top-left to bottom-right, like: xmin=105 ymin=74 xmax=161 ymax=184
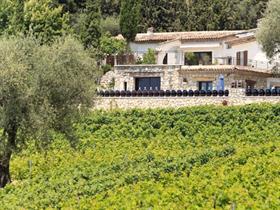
xmin=103 ymin=28 xmax=280 ymax=92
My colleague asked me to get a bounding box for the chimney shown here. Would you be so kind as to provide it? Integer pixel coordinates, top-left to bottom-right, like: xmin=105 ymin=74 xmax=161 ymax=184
xmin=147 ymin=27 xmax=154 ymax=35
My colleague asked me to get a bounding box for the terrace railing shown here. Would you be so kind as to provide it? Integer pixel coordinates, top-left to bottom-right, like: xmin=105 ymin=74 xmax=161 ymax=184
xmin=111 ymin=52 xmax=278 ymax=71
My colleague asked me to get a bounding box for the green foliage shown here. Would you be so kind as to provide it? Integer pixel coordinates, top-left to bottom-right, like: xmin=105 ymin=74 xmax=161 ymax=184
xmin=119 ymin=0 xmax=140 ymax=41
xmin=257 ymin=0 xmax=280 ymax=58
xmin=185 ymin=52 xmax=197 ymax=65
xmin=142 ymin=48 xmax=156 ymax=64
xmin=55 ymin=0 xmax=86 ymax=14
xmin=184 ymin=0 xmax=268 ymax=31
xmin=7 ymin=0 xmax=24 ymax=34
xmin=138 ymin=0 xmax=269 ymax=32
xmin=0 ymin=0 xmax=12 ymax=34
xmin=80 ymin=0 xmax=101 ymax=48
xmin=0 ymin=104 xmax=279 ymax=208
xmin=0 ymin=36 xmax=97 ymax=187
xmin=12 ymin=0 xmax=269 ymax=44
xmin=101 ymin=64 xmax=112 ymax=74
xmin=24 ymin=0 xmax=70 ymax=43
xmin=101 ymin=16 xmax=121 ymax=36
xmin=99 ymin=32 xmax=127 ymax=56
xmin=139 ymin=0 xmax=188 ymax=32
xmin=101 ymin=0 xmax=120 ymax=18
xmin=0 ymin=0 xmax=70 ymax=43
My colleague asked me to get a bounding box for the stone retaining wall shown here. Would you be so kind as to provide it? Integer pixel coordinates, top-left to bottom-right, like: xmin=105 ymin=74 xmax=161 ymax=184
xmin=94 ymin=96 xmax=280 ymax=110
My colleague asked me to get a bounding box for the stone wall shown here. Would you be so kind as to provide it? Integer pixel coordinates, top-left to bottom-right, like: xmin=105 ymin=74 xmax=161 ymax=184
xmin=94 ymin=96 xmax=280 ymax=110
xmin=112 ymin=65 xmax=271 ymax=91
xmin=114 ymin=65 xmax=181 ymax=90
xmin=100 ymin=70 xmax=115 ymax=89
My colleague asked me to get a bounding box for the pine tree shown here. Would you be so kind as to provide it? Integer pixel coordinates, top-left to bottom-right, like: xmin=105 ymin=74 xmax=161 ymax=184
xmin=120 ymin=0 xmax=140 ymax=42
xmin=81 ymin=0 xmax=101 ymax=48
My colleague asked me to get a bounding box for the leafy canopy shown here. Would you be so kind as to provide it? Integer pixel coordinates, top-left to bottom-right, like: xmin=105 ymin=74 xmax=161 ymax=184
xmin=142 ymin=49 xmax=157 ymax=64
xmin=80 ymin=0 xmax=101 ymax=48
xmin=99 ymin=32 xmax=126 ymax=56
xmin=0 ymin=0 xmax=70 ymax=43
xmin=257 ymin=0 xmax=280 ymax=58
xmin=119 ymin=0 xmax=140 ymax=42
xmin=0 ymin=35 xmax=97 ymax=187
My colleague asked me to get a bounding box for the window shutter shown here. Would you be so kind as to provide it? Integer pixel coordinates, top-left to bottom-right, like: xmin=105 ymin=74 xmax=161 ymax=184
xmin=236 ymin=52 xmax=241 ymax=65
xmin=243 ymin=51 xmax=248 ymax=66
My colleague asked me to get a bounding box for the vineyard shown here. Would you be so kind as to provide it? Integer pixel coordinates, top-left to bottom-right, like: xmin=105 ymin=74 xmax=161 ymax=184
xmin=0 ymin=104 xmax=279 ymax=209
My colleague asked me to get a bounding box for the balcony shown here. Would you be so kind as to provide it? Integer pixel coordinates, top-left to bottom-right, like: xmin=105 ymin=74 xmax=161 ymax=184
xmin=212 ymin=57 xmax=276 ymax=70
xmin=111 ymin=52 xmax=276 ymax=72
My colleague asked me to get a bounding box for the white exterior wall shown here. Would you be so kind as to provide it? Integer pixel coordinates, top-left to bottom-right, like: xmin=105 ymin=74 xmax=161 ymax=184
xmin=155 ymin=40 xmax=226 ymax=65
xmin=129 ymin=38 xmax=275 ymax=70
xmin=225 ymin=41 xmax=271 ymax=69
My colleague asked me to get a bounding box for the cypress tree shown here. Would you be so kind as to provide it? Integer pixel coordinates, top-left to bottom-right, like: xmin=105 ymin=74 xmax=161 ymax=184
xmin=120 ymin=0 xmax=140 ymax=42
xmin=81 ymin=0 xmax=101 ymax=48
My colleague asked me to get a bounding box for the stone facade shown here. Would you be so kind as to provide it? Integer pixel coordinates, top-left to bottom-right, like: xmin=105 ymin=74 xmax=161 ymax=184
xmin=110 ymin=65 xmax=272 ymax=91
xmin=94 ymin=95 xmax=280 ymax=110
xmin=100 ymin=70 xmax=115 ymax=89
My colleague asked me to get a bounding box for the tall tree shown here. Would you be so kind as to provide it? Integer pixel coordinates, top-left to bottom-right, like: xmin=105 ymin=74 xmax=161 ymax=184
xmin=56 ymin=0 xmax=86 ymax=14
xmin=7 ymin=0 xmax=24 ymax=34
xmin=0 ymin=36 xmax=97 ymax=188
xmin=257 ymin=0 xmax=280 ymax=58
xmin=24 ymin=0 xmax=70 ymax=43
xmin=1 ymin=0 xmax=70 ymax=43
xmin=101 ymin=0 xmax=120 ymax=18
xmin=0 ymin=0 xmax=12 ymax=34
xmin=80 ymin=0 xmax=101 ymax=48
xmin=120 ymin=0 xmax=140 ymax=41
xmin=185 ymin=0 xmax=268 ymax=31
xmin=139 ymin=0 xmax=188 ymax=32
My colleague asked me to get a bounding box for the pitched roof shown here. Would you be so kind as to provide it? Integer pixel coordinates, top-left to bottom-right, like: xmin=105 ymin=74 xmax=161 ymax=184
xmin=225 ymin=35 xmax=256 ymax=46
xmin=180 ymin=65 xmax=271 ymax=75
xmin=134 ymin=30 xmax=246 ymax=42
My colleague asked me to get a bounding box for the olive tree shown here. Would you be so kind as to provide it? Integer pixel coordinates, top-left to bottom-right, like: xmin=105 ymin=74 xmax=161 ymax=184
xmin=257 ymin=0 xmax=280 ymax=58
xmin=0 ymin=36 xmax=97 ymax=188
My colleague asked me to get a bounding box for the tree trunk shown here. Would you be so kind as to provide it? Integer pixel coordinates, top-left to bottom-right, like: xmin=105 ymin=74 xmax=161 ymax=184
xmin=0 ymin=126 xmax=17 ymax=188
xmin=0 ymin=151 xmax=12 ymax=188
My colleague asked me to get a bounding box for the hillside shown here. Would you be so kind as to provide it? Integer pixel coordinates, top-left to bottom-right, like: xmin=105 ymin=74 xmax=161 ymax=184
xmin=0 ymin=104 xmax=279 ymax=209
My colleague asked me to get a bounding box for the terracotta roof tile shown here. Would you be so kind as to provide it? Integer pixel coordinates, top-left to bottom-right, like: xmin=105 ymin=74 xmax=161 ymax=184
xmin=180 ymin=65 xmax=271 ymax=75
xmin=134 ymin=30 xmax=246 ymax=42
xmin=225 ymin=35 xmax=256 ymax=46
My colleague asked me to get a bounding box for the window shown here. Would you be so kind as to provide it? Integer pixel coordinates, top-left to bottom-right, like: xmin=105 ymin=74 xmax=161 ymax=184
xmin=227 ymin=57 xmax=232 ymax=65
xmin=231 ymin=80 xmax=244 ymax=88
xmin=245 ymin=80 xmax=256 ymax=89
xmin=198 ymin=81 xmax=213 ymax=91
xmin=163 ymin=53 xmax=168 ymax=64
xmin=124 ymin=82 xmax=127 ymax=91
xmin=135 ymin=77 xmax=161 ymax=91
xmin=236 ymin=51 xmax=248 ymax=66
xmin=185 ymin=52 xmax=212 ymax=65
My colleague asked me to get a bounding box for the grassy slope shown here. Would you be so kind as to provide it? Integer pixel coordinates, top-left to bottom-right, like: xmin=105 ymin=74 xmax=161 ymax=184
xmin=0 ymin=104 xmax=280 ymax=209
